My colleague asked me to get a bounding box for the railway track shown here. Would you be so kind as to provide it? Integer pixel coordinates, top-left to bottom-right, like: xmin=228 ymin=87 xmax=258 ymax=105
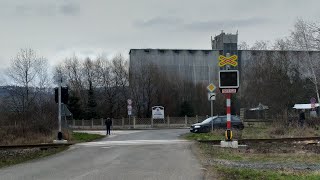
xmin=198 ymin=136 xmax=320 ymax=144
xmin=0 ymin=143 xmax=74 ymax=150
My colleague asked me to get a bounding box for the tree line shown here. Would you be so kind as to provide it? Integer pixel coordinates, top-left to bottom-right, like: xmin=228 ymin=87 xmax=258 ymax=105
xmin=239 ymin=19 xmax=320 ymax=117
xmin=0 ymin=18 xmax=320 ymax=133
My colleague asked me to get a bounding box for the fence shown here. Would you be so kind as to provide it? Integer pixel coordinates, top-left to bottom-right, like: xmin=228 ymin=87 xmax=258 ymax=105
xmin=68 ymin=116 xmax=206 ymax=130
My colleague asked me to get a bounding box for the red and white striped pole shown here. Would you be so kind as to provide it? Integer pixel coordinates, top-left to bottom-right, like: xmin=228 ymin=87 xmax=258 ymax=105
xmin=225 ymin=93 xmax=232 ymax=140
xmin=226 ymin=93 xmax=231 ymax=129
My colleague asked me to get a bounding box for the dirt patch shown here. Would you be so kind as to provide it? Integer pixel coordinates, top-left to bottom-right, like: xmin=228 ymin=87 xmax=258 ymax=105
xmin=245 ymin=142 xmax=320 ymax=155
xmin=0 ymin=127 xmax=72 ymax=145
xmin=0 ymin=147 xmax=67 ymax=168
xmin=190 ymin=142 xmax=219 ymax=180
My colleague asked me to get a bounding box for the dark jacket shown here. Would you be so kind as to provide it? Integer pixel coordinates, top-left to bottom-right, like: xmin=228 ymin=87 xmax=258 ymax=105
xmin=105 ymin=119 xmax=112 ymax=126
xmin=299 ymin=112 xmax=305 ymax=121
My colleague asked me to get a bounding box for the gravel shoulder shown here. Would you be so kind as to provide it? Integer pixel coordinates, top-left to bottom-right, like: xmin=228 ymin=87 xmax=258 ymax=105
xmin=188 ymin=139 xmax=320 ymax=179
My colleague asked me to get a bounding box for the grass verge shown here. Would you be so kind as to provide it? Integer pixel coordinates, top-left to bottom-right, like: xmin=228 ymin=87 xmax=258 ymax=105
xmin=184 ymin=126 xmax=320 ymax=141
xmin=214 ymin=165 xmax=320 ymax=180
xmin=187 ymin=138 xmax=320 ymax=179
xmin=70 ymin=132 xmax=106 ymax=143
xmin=0 ymin=132 xmax=105 ymax=169
xmin=199 ymin=143 xmax=320 ymax=163
xmin=183 ymin=132 xmax=224 ymax=141
xmin=0 ymin=147 xmax=67 ymax=169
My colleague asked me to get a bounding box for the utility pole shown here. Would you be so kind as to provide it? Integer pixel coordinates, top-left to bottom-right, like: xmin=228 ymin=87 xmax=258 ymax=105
xmin=53 ymin=74 xmax=67 ymax=143
xmin=58 ymin=76 xmax=62 ymax=140
xmin=210 ymin=100 xmax=213 ymax=117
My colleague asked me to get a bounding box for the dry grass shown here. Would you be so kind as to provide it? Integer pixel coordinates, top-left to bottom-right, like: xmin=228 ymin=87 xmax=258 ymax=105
xmin=185 ymin=125 xmax=320 ymax=142
xmin=241 ymin=123 xmax=320 ymax=139
xmin=199 ymin=143 xmax=320 ymax=163
xmin=192 ymin=141 xmax=320 ymax=179
xmin=0 ymin=127 xmax=73 ymax=145
xmin=0 ymin=147 xmax=68 ymax=168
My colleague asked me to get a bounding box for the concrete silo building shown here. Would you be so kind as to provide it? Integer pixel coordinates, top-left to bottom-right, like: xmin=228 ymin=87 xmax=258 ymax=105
xmin=129 ymin=32 xmax=241 ymax=86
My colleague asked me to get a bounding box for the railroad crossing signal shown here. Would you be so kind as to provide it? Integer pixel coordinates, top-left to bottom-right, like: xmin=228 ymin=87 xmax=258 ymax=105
xmin=55 ymin=87 xmax=69 ymax=104
xmin=219 ymin=70 xmax=239 ymax=89
xmin=218 ymin=55 xmax=238 ymax=67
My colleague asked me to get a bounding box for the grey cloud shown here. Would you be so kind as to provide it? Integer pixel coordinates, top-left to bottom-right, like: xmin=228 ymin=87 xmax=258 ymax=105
xmin=134 ymin=16 xmax=270 ymax=32
xmin=184 ymin=18 xmax=270 ymax=31
xmin=59 ymin=2 xmax=80 ymax=16
xmin=13 ymin=2 xmax=79 ymax=17
xmin=134 ymin=17 xmax=183 ymax=27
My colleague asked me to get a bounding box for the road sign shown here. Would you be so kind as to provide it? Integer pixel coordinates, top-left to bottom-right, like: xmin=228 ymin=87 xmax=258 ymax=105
xmin=127 ymin=105 xmax=132 ymax=111
xmin=207 ymin=83 xmax=216 ymax=92
xmin=310 ymin=97 xmax=316 ymax=110
xmin=128 ymin=110 xmax=132 ymax=116
xmin=127 ymin=99 xmax=132 ymax=105
xmin=208 ymin=93 xmax=216 ymax=101
xmin=221 ymin=89 xmax=237 ymax=94
xmin=218 ymin=55 xmax=238 ymax=67
xmin=152 ymin=106 xmax=165 ymax=119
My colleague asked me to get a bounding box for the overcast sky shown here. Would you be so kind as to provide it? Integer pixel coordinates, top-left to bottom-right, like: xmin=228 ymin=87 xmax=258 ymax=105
xmin=0 ymin=0 xmax=319 ymax=69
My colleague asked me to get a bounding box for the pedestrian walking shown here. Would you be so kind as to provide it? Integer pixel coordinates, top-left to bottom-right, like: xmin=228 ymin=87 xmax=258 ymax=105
xmin=105 ymin=118 xmax=112 ymax=135
xmin=299 ymin=109 xmax=305 ymax=127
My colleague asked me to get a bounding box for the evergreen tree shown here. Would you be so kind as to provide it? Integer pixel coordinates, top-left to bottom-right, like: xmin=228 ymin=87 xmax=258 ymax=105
xmin=179 ymin=101 xmax=195 ymax=117
xmin=67 ymin=93 xmax=84 ymax=119
xmin=85 ymin=86 xmax=98 ymax=119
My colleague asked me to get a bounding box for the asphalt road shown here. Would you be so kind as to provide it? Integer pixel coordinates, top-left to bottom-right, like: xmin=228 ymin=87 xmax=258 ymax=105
xmin=0 ymin=129 xmax=203 ymax=180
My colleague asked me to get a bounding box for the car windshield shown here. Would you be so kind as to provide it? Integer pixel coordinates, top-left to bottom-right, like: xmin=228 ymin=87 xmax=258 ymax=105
xmin=232 ymin=116 xmax=241 ymax=121
xmin=201 ymin=116 xmax=217 ymax=124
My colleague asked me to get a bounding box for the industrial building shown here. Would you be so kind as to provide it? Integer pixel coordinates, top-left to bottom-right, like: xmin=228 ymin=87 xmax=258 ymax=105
xmin=129 ymin=32 xmax=320 ymax=86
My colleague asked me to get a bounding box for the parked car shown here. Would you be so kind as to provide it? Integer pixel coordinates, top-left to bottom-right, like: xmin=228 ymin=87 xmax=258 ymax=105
xmin=190 ymin=115 xmax=244 ymax=133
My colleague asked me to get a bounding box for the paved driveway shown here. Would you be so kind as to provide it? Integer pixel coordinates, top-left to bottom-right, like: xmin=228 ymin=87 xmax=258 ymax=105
xmin=0 ymin=129 xmax=203 ymax=180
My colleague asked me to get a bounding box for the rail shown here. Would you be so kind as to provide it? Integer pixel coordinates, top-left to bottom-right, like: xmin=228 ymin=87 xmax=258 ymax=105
xmin=0 ymin=143 xmax=74 ymax=150
xmin=198 ymin=136 xmax=320 ymax=144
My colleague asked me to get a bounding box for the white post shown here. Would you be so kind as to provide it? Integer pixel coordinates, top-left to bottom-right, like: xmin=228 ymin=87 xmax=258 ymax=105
xmin=151 ymin=118 xmax=153 ymax=128
xmin=185 ymin=115 xmax=187 ymax=127
xmin=211 ymin=118 xmax=213 ymax=132
xmin=211 ymin=100 xmax=213 ymax=117
xmin=133 ymin=117 xmax=136 ymax=129
xmin=129 ymin=115 xmax=131 ymax=129
xmin=91 ymin=118 xmax=94 ymax=128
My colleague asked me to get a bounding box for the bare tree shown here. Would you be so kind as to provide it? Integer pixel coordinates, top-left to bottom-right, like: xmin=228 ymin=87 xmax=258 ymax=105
xmin=238 ymin=41 xmax=250 ymax=50
xmin=290 ymin=19 xmax=320 ymax=105
xmin=83 ymin=57 xmax=97 ymax=90
xmin=242 ymin=51 xmax=289 ymax=114
xmin=273 ymin=38 xmax=292 ymax=50
xmin=6 ymin=49 xmax=49 ymax=123
xmin=110 ymin=55 xmax=129 ymax=117
xmin=62 ymin=55 xmax=84 ymax=101
xmin=250 ymin=40 xmax=271 ymax=50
